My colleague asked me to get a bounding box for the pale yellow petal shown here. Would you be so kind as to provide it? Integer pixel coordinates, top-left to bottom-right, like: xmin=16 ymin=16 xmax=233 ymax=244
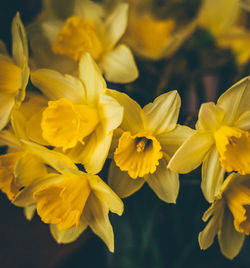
xmin=106 ymin=89 xmax=143 ymax=134
xmin=74 ymin=0 xmax=104 ymax=24
xmin=103 ymin=3 xmax=128 ymax=51
xmin=142 ymin=91 xmax=180 ymax=134
xmin=234 ymin=111 xmax=250 ymax=131
xmin=22 ymin=141 xmax=77 ymax=173
xmin=14 ymin=152 xmax=47 ymax=187
xmin=79 ymin=53 xmax=106 ymax=106
xmin=82 ymin=126 xmax=112 ymax=174
xmin=0 ymin=130 xmax=21 ymax=152
xmin=201 ymin=146 xmax=225 ymax=203
xmin=43 ymin=0 xmax=75 ymax=20
xmin=11 ymin=12 xmax=28 ymax=67
xmin=84 ymin=193 xmax=115 ymax=252
xmin=168 ymin=132 xmax=214 ymax=173
xmin=0 ymin=94 xmax=15 ymax=130
xmin=50 ymin=220 xmax=88 ymax=244
xmin=198 ymin=200 xmax=225 ymax=250
xmin=24 ymin=204 xmax=36 ymax=220
xmin=99 ymin=94 xmax=123 ymax=133
xmin=217 ymin=76 xmax=250 ymax=125
xmin=218 ymin=207 xmax=245 ymax=260
xmin=195 ymin=102 xmax=225 ymax=132
xmin=156 ymin=125 xmax=195 ymax=156
xmin=87 ymin=173 xmax=124 ymax=216
xmin=31 ymin=69 xmax=85 ymax=102
xmin=13 ymin=173 xmax=62 ymax=207
xmin=0 ymin=40 xmax=8 ymax=54
xmin=99 ymin=44 xmax=138 ymax=83
xmin=108 ymin=160 xmax=145 ymax=198
xmin=146 ymin=159 xmax=179 ymax=203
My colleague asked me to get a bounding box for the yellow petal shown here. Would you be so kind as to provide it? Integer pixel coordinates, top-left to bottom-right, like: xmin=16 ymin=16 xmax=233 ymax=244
xmin=11 ymin=12 xmax=28 ymax=67
xmin=0 ymin=152 xmax=23 ymax=199
xmin=214 ymin=126 xmax=250 ymax=174
xmin=31 ymin=69 xmax=85 ymax=101
xmin=0 ymin=59 xmax=22 ymax=94
xmin=50 ymin=219 xmax=88 ymax=244
xmin=195 ymin=102 xmax=225 ymax=132
xmin=217 ymin=76 xmax=250 ymax=125
xmin=0 ymin=130 xmax=21 ymax=152
xmin=102 ymin=3 xmax=128 ymax=51
xmin=106 ymin=89 xmax=143 ymax=134
xmin=84 ymin=193 xmax=115 ymax=252
xmin=41 ymin=98 xmax=99 ymax=150
xmin=34 ymin=172 xmax=91 ymax=231
xmin=24 ymin=204 xmax=36 ymax=221
xmin=79 ymin=53 xmax=106 ymax=106
xmin=108 ymin=160 xmax=144 ymax=198
xmin=146 ymin=158 xmax=179 ymax=203
xmin=114 ymin=131 xmax=163 ymax=178
xmin=142 ymin=91 xmax=180 ymax=134
xmin=99 ymin=94 xmax=123 ymax=133
xmin=235 ymin=111 xmax=250 ymax=131
xmin=99 ymin=44 xmax=138 ymax=83
xmin=218 ymin=207 xmax=245 ymax=260
xmin=22 ymin=140 xmax=77 ymax=173
xmin=87 ymin=173 xmax=124 ymax=216
xmin=156 ymin=124 xmax=195 ymax=157
xmin=0 ymin=94 xmax=15 ymax=131
xmin=198 ymin=199 xmax=225 ymax=250
xmin=201 ymin=146 xmax=225 ymax=203
xmin=14 ymin=152 xmax=47 ymax=187
xmin=168 ymin=132 xmax=214 ymax=173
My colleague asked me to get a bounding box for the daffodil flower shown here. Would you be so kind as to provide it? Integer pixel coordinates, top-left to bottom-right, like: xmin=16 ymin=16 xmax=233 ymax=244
xmin=168 ymin=76 xmax=250 ymax=202
xmin=12 ymin=141 xmax=123 ymax=252
xmin=31 ymin=53 xmax=123 ymax=174
xmin=0 ymin=13 xmax=30 ymax=130
xmin=28 ymin=0 xmax=138 ymax=83
xmin=198 ymin=0 xmax=250 ymax=65
xmin=107 ymin=90 xmax=194 ymax=202
xmin=124 ymin=11 xmax=197 ymax=60
xmin=199 ymin=173 xmax=250 ymax=259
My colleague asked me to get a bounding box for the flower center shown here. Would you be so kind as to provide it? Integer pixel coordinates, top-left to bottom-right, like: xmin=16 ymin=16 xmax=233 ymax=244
xmin=114 ymin=131 xmax=163 ymax=179
xmin=34 ymin=173 xmax=91 ymax=231
xmin=214 ymin=125 xmax=250 ymax=174
xmin=0 ymin=59 xmax=22 ymax=94
xmin=41 ymin=98 xmax=99 ymax=150
xmin=225 ymin=183 xmax=250 ymax=235
xmin=52 ymin=16 xmax=103 ymax=61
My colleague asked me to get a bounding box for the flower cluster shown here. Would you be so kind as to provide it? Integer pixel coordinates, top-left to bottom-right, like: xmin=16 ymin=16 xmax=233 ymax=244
xmin=0 ymin=0 xmax=249 ymax=259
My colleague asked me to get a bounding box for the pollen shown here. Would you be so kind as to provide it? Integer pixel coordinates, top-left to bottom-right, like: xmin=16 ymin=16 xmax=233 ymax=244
xmin=52 ymin=16 xmax=103 ymax=61
xmin=214 ymin=125 xmax=250 ymax=174
xmin=114 ymin=132 xmax=163 ymax=178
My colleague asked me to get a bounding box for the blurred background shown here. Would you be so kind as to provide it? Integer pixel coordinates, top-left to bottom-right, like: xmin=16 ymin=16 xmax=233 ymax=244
xmin=0 ymin=0 xmax=250 ymax=267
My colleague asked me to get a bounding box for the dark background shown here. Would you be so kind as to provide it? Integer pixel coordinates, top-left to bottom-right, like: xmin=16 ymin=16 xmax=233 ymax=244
xmin=0 ymin=0 xmax=250 ymax=267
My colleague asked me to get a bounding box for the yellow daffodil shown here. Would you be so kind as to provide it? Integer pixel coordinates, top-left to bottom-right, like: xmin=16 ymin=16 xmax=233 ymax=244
xmin=107 ymin=90 xmax=194 ymax=202
xmin=0 ymin=13 xmax=30 ymax=130
xmin=28 ymin=0 xmax=138 ymax=83
xmin=168 ymin=76 xmax=250 ymax=202
xmin=123 ymin=8 xmax=197 ymax=60
xmin=12 ymin=141 xmax=123 ymax=252
xmin=198 ymin=0 xmax=250 ymax=65
xmin=199 ymin=173 xmax=250 ymax=259
xmin=31 ymin=53 xmax=123 ymax=174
